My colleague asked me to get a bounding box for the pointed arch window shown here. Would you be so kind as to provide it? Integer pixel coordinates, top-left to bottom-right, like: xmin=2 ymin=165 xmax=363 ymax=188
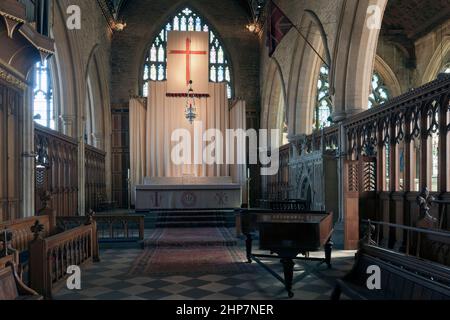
xmin=142 ymin=7 xmax=233 ymax=98
xmin=33 ymin=59 xmax=55 ymax=129
xmin=368 ymin=72 xmax=390 ymax=109
xmin=314 ymin=64 xmax=332 ymax=130
xmin=441 ymin=62 xmax=450 ymax=74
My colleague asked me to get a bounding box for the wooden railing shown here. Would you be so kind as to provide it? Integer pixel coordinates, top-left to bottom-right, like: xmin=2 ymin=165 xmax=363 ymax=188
xmin=56 ymin=214 xmax=145 ymax=242
xmin=0 ymin=216 xmax=50 ymax=254
xmin=85 ymin=145 xmax=106 ymax=211
xmin=282 ymin=76 xmax=450 ymax=236
xmin=28 ymin=222 xmax=99 ymax=298
xmin=34 ymin=124 xmax=78 ymax=217
xmin=362 ymin=219 xmax=450 ymax=267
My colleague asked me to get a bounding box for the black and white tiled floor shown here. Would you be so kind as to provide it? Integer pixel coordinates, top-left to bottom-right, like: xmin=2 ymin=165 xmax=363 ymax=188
xmin=53 ymin=244 xmax=355 ymax=300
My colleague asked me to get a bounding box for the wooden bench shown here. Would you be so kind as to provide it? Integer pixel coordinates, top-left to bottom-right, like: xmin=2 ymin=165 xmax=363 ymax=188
xmin=331 ymin=244 xmax=450 ymax=300
xmin=28 ymin=220 xmax=99 ymax=299
xmin=0 ymin=216 xmax=50 ymax=267
xmin=0 ymin=259 xmax=42 ymax=300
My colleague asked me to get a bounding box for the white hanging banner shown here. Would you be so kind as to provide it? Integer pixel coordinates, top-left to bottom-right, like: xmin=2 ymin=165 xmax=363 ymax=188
xmin=167 ymin=31 xmax=209 ymax=95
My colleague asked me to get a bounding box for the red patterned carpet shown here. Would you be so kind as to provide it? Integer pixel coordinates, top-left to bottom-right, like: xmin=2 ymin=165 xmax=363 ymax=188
xmin=128 ymin=245 xmax=255 ymax=276
xmin=129 ymin=227 xmax=256 ymax=276
xmin=143 ymin=227 xmax=237 ymax=247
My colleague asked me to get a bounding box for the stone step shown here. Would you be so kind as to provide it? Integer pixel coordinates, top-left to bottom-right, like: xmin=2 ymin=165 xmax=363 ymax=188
xmin=150 ymin=210 xmax=235 ymax=216
xmin=145 ymin=209 xmax=236 ymax=228
xmin=155 ymin=221 xmax=234 ymax=228
xmin=157 ymin=215 xmax=225 ymax=221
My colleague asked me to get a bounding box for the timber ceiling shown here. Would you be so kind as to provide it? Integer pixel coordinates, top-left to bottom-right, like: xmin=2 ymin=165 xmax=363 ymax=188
xmin=382 ymin=0 xmax=450 ymax=40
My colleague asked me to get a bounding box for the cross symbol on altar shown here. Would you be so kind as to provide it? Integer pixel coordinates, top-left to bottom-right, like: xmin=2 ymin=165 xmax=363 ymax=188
xmin=168 ymin=37 xmax=207 ymax=86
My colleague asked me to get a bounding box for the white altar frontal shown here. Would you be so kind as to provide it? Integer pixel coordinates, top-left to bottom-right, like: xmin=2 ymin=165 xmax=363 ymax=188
xmin=135 ymin=177 xmax=242 ymax=210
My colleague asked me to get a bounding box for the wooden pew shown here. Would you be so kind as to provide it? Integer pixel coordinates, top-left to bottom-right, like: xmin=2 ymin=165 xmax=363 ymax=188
xmin=0 ymin=254 xmax=15 ymax=270
xmin=28 ymin=220 xmax=99 ymax=299
xmin=332 ymin=244 xmax=450 ymax=300
xmin=0 ymin=260 xmax=42 ymax=300
xmin=361 ymin=219 xmax=450 ymax=267
xmin=0 ymin=216 xmax=50 ymax=266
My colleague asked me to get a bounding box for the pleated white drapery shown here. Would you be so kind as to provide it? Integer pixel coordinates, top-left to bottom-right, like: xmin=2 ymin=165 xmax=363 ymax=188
xmin=229 ymin=99 xmax=248 ymax=203
xmin=129 ymin=81 xmax=246 ymax=204
xmin=129 ymin=97 xmax=147 ymax=203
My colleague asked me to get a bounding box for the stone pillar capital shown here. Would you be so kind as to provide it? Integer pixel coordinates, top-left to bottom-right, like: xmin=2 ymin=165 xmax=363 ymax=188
xmin=60 ymin=114 xmax=76 ymax=125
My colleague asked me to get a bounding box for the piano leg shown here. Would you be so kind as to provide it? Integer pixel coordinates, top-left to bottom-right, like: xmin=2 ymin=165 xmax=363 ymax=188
xmin=245 ymin=233 xmax=253 ymax=263
xmin=325 ymin=238 xmax=333 ymax=269
xmin=281 ymin=258 xmax=295 ymax=298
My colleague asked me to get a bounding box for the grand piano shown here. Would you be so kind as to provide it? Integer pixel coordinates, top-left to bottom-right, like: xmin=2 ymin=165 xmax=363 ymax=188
xmin=239 ymin=208 xmax=334 ymax=298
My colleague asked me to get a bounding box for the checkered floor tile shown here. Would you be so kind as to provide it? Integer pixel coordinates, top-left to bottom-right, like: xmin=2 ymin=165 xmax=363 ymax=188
xmin=53 ymin=234 xmax=355 ymax=300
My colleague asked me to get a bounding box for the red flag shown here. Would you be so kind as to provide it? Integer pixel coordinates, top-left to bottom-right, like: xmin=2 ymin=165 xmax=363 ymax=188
xmin=266 ymin=0 xmax=294 ymax=57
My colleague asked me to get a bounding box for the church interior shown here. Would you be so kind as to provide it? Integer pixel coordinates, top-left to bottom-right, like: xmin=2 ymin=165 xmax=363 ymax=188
xmin=0 ymin=0 xmax=450 ymax=302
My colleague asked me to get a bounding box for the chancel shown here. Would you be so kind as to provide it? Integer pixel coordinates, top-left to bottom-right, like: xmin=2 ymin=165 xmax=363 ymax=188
xmin=0 ymin=0 xmax=449 ymax=302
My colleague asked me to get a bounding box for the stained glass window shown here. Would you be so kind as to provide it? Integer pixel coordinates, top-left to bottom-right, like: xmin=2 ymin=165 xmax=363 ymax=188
xmin=33 ymin=59 xmax=54 ymax=129
xmin=368 ymin=72 xmax=390 ymax=109
xmin=442 ymin=62 xmax=450 ymax=74
xmin=142 ymin=7 xmax=233 ymax=98
xmin=314 ymin=64 xmax=332 ymax=130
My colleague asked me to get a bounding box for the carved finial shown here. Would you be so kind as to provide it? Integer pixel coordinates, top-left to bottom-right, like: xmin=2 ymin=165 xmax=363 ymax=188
xmin=85 ymin=209 xmax=95 ymax=225
xmin=31 ymin=220 xmax=45 ymax=240
xmin=416 ymin=187 xmax=437 ymax=227
xmin=358 ymin=220 xmax=376 ymax=248
xmin=39 ymin=190 xmax=52 ymax=210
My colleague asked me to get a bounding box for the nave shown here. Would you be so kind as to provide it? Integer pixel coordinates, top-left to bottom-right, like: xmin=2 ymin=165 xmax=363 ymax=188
xmin=1 ymin=0 xmax=450 ymax=302
xmin=52 ymin=224 xmax=355 ymax=300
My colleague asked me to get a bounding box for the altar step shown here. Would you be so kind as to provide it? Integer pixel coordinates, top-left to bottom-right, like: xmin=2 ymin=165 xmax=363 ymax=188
xmin=144 ymin=210 xmax=236 ymax=228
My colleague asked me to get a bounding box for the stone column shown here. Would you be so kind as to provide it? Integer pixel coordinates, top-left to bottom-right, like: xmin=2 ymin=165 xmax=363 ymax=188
xmin=21 ymin=85 xmax=35 ymax=218
xmin=78 ymin=136 xmax=86 ymax=216
xmin=60 ymin=114 xmax=75 ymax=137
xmin=92 ymin=132 xmax=103 ymax=150
xmin=332 ymin=110 xmax=347 ymax=224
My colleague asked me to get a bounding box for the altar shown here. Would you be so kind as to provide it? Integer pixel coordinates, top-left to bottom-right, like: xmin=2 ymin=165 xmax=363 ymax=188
xmin=129 ymin=30 xmax=247 ymax=210
xmin=135 ymin=177 xmax=242 ymax=211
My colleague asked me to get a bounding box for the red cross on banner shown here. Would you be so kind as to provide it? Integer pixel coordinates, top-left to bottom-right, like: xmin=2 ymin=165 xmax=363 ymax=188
xmin=167 ymin=31 xmax=209 ymax=94
xmin=169 ymin=38 xmax=207 ymax=86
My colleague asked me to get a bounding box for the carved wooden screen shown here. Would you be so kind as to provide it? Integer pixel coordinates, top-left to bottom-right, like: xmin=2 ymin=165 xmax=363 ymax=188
xmin=111 ymin=108 xmax=129 ymax=208
xmin=360 ymin=156 xmax=377 ymax=220
xmin=343 ymin=160 xmax=360 ymax=250
xmin=0 ymin=81 xmax=22 ymax=222
xmin=85 ymin=145 xmax=106 ymax=211
xmin=34 ymin=124 xmax=78 ymax=216
xmin=266 ymin=144 xmax=290 ymax=200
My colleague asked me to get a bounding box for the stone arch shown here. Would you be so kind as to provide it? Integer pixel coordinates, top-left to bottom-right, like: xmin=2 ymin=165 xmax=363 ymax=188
xmin=422 ymin=36 xmax=450 ymax=84
xmin=85 ymin=45 xmax=104 ymax=148
xmin=261 ymin=59 xmax=287 ymax=147
xmin=374 ymin=55 xmax=402 ymax=98
xmin=284 ymin=13 xmax=326 ymax=135
xmin=137 ymin=2 xmax=235 ymax=97
xmin=332 ymin=0 xmax=388 ymax=118
xmin=52 ymin=0 xmax=80 ymax=136
xmin=84 ymin=44 xmax=113 ymax=200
